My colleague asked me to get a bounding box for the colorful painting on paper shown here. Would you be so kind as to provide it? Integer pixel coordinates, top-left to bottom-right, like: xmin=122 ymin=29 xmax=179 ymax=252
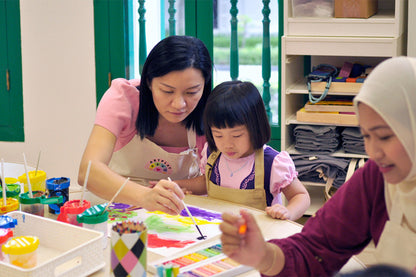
xmin=107 ymin=203 xmax=222 ymax=257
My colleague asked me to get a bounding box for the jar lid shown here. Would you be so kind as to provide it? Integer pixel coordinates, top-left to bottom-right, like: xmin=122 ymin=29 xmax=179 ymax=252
xmin=60 ymin=200 xmax=91 ymax=213
xmin=2 ymin=236 xmax=39 ymax=255
xmin=0 ymin=215 xmax=18 ymax=228
xmin=4 ymin=177 xmax=18 ymax=184
xmin=19 ymin=191 xmax=63 ymax=205
xmin=77 ymin=204 xmax=109 ymax=224
xmin=46 ymin=177 xmax=70 ymax=190
xmin=0 ymin=198 xmax=19 ymax=213
xmin=0 ymin=228 xmax=13 ymax=244
xmin=6 ymin=184 xmax=21 ymax=197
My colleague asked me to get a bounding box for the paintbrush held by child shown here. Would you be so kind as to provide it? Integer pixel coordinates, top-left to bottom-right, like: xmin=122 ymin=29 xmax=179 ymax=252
xmin=183 ymin=81 xmax=310 ymax=221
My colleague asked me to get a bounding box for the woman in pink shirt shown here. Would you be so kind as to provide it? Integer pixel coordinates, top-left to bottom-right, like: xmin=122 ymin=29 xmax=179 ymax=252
xmin=78 ymin=36 xmax=212 ymax=215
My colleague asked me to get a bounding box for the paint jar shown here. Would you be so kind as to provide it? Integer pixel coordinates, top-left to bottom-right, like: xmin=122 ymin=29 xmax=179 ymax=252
xmin=110 ymin=221 xmax=147 ymax=277
xmin=0 ymin=198 xmax=19 ymax=215
xmin=0 ymin=215 xmax=18 ymax=229
xmin=0 ymin=228 xmax=13 ymax=262
xmin=6 ymin=183 xmax=21 ymax=201
xmin=2 ymin=236 xmax=39 ymax=269
xmin=46 ymin=177 xmax=70 ymax=214
xmin=18 ymin=170 xmax=47 ymax=193
xmin=4 ymin=177 xmax=18 ymax=185
xmin=77 ymin=204 xmax=109 ymax=249
xmin=19 ymin=191 xmax=63 ymax=217
xmin=57 ymin=199 xmax=91 ymax=227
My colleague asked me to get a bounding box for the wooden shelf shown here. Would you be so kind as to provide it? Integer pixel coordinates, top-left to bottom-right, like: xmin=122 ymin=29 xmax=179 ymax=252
xmin=285 ymin=113 xmax=359 ymax=127
xmin=286 ymin=80 xmax=360 ymax=96
xmin=282 ymin=0 xmax=404 ymax=214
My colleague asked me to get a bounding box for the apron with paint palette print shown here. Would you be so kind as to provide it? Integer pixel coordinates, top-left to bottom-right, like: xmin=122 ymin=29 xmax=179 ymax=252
xmin=108 ymin=129 xmax=200 ymax=186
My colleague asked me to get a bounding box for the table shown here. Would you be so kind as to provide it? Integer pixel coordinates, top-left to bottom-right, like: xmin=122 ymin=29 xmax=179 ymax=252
xmin=75 ymin=192 xmax=365 ymax=277
xmin=1 ymin=162 xmax=364 ymax=276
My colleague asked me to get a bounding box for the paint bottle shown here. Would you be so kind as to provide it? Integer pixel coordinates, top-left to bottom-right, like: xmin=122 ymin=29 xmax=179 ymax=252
xmin=2 ymin=236 xmax=39 ymax=269
xmin=77 ymin=204 xmax=109 ymax=249
xmin=57 ymin=199 xmax=91 ymax=226
xmin=18 ymin=170 xmax=47 ymax=193
xmin=19 ymin=191 xmax=63 ymax=217
xmin=46 ymin=177 xmax=70 ymax=214
xmin=0 ymin=228 xmax=13 ymax=262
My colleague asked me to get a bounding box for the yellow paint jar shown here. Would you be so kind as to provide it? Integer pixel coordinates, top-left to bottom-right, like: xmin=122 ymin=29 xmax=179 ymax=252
xmin=2 ymin=236 xmax=39 ymax=269
xmin=18 ymin=170 xmax=47 ymax=193
xmin=0 ymin=198 xmax=19 ymax=215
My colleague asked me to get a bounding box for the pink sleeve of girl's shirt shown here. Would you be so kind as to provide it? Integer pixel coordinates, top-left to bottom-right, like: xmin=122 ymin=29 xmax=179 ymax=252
xmin=199 ymin=142 xmax=209 ymax=174
xmin=269 ymin=151 xmax=298 ymax=205
xmin=95 ymin=78 xmax=141 ymax=151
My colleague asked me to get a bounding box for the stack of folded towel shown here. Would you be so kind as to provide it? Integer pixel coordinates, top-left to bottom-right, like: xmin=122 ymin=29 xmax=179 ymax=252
xmin=341 ymin=127 xmax=366 ymax=154
xmin=291 ymin=154 xmax=350 ymax=188
xmin=294 ymin=125 xmax=340 ymax=154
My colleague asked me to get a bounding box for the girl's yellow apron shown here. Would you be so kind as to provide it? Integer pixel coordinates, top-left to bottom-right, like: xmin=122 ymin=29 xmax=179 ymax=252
xmin=205 ymin=149 xmax=267 ymax=210
xmin=108 ymin=130 xmax=200 ymax=186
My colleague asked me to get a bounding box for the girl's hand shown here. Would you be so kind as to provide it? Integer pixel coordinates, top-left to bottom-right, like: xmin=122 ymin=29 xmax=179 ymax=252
xmin=266 ymin=204 xmax=291 ymax=220
xmin=141 ymin=179 xmax=185 ymax=215
xmin=220 ymin=209 xmax=268 ymax=268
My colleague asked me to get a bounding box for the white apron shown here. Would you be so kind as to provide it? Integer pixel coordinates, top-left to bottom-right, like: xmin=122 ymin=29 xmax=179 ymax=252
xmin=205 ymin=149 xmax=267 ymax=210
xmin=108 ymin=130 xmax=200 ymax=186
xmin=374 ymin=193 xmax=416 ymax=272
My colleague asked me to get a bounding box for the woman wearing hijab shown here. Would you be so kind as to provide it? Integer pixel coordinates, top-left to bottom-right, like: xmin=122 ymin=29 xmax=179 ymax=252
xmin=219 ymin=56 xmax=416 ymax=276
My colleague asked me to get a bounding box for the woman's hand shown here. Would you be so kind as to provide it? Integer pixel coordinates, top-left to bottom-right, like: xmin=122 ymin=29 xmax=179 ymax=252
xmin=220 ymin=209 xmax=268 ymax=268
xmin=266 ymin=204 xmax=290 ymax=220
xmin=149 ymin=180 xmax=193 ymax=195
xmin=141 ymin=179 xmax=185 ymax=215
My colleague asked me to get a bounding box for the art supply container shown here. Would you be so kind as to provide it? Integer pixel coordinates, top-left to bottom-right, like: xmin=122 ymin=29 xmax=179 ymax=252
xmin=0 ymin=215 xmax=18 ymax=229
xmin=0 ymin=198 xmax=19 ymax=215
xmin=4 ymin=177 xmax=18 ymax=185
xmin=18 ymin=170 xmax=47 ymax=193
xmin=0 ymin=228 xmax=13 ymax=262
xmin=46 ymin=177 xmax=70 ymax=214
xmin=2 ymin=236 xmax=39 ymax=269
xmin=57 ymin=199 xmax=91 ymax=226
xmin=111 ymin=221 xmax=147 ymax=277
xmin=6 ymin=184 xmax=21 ymax=201
xmin=77 ymin=204 xmax=109 ymax=249
xmin=19 ymin=191 xmax=63 ymax=217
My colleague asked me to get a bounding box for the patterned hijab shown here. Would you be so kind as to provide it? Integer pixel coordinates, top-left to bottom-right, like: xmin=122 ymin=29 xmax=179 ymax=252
xmin=354 ymin=56 xmax=416 ymax=231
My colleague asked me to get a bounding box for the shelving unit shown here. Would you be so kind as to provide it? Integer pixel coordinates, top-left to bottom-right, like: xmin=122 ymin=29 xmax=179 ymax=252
xmin=282 ymin=0 xmax=408 ymax=215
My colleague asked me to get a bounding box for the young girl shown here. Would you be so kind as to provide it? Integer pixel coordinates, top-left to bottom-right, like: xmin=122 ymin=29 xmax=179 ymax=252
xmin=192 ymin=81 xmax=310 ymax=221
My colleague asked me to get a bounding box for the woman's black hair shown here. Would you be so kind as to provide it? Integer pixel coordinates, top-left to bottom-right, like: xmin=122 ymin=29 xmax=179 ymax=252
xmin=204 ymin=80 xmax=271 ymax=152
xmin=136 ymin=35 xmax=212 ymax=139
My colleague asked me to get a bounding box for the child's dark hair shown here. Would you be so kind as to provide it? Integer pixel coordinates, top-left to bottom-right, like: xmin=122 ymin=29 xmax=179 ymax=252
xmin=204 ymin=80 xmax=271 ymax=152
xmin=136 ymin=35 xmax=212 ymax=139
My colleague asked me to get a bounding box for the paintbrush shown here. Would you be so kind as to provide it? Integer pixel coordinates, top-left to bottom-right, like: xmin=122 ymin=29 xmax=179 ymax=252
xmin=168 ymin=177 xmax=206 ymax=240
xmin=103 ymin=177 xmax=130 ymax=214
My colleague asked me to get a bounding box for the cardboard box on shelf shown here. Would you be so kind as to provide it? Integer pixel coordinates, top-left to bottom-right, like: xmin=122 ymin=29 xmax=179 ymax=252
xmin=334 ymin=0 xmax=378 ymax=18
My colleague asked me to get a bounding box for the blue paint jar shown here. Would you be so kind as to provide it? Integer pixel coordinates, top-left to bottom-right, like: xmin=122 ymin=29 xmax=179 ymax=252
xmin=46 ymin=177 xmax=70 ymax=214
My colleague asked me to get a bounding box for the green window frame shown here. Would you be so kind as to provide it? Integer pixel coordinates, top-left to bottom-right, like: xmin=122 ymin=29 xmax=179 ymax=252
xmin=0 ymin=0 xmax=24 ymax=142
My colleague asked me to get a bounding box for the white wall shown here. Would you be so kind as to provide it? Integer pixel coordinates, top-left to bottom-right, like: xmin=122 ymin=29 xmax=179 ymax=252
xmin=0 ymin=0 xmax=96 ymax=186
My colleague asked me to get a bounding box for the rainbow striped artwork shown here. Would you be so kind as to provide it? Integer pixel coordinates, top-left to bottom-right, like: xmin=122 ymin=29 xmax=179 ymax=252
xmin=108 ymin=203 xmax=223 ymax=257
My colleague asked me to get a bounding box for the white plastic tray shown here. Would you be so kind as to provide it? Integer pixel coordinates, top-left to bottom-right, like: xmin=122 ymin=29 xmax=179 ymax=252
xmin=0 ymin=211 xmax=105 ymax=277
